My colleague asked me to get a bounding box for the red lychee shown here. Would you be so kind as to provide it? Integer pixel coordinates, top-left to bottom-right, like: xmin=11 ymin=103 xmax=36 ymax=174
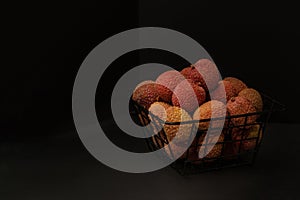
xmin=193 ymin=59 xmax=221 ymax=91
xmin=223 ymin=77 xmax=247 ymax=94
xmin=211 ymin=80 xmax=237 ymax=103
xmin=238 ymin=88 xmax=263 ymax=112
xmin=226 ymin=96 xmax=258 ymax=126
xmin=172 ymin=79 xmax=206 ymax=113
xmin=193 ymin=100 xmax=227 ymax=131
xmin=156 ymin=70 xmax=185 ymax=103
xmin=132 ymin=83 xmax=160 ymax=109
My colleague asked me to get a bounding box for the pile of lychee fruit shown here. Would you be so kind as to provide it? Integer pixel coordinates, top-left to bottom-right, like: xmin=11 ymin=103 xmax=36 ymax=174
xmin=132 ymin=58 xmax=263 ymax=161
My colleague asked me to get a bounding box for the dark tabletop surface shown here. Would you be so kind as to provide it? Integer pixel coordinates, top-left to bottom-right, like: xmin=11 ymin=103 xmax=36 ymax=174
xmin=1 ymin=123 xmax=299 ymax=200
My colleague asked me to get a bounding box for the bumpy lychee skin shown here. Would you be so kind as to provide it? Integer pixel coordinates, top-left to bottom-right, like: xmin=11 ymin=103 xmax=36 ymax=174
xmin=155 ymin=84 xmax=173 ymax=104
xmin=156 ymin=70 xmax=185 ymax=103
xmin=193 ymin=100 xmax=227 ymax=130
xmin=227 ymin=96 xmax=258 ymax=126
xmin=148 ymin=102 xmax=171 ymax=147
xmin=148 ymin=102 xmax=171 ymax=121
xmin=194 ymin=58 xmax=212 ymax=66
xmin=159 ymin=106 xmax=193 ymax=159
xmin=149 ymin=104 xmax=193 ymax=144
xmin=134 ymin=80 xmax=155 ymax=92
xmin=230 ymin=127 xmax=249 ymax=140
xmin=181 ymin=65 xmax=205 ymax=87
xmin=148 ymin=102 xmax=171 ymax=132
xmin=241 ymin=124 xmax=262 ymax=151
xmin=211 ymin=80 xmax=237 ymax=103
xmin=238 ymin=88 xmax=263 ymax=112
xmin=229 ymin=124 xmax=263 ymax=154
xmin=198 ymin=133 xmax=225 ymax=159
xmin=223 ymin=77 xmax=247 ymax=94
xmin=193 ymin=59 xmax=221 ymax=91
xmin=132 ymin=83 xmax=160 ymax=109
xmin=134 ymin=80 xmax=173 ymax=104
xmin=163 ymin=106 xmax=192 ymax=143
xmin=172 ymin=79 xmax=206 ymax=113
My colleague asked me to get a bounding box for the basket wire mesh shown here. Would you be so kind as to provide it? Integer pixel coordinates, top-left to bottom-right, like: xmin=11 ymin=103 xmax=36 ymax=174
xmin=129 ymin=93 xmax=285 ymax=175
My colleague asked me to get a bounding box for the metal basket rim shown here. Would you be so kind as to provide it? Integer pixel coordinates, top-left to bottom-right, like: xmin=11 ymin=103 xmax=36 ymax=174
xmin=132 ymin=92 xmax=285 ymax=125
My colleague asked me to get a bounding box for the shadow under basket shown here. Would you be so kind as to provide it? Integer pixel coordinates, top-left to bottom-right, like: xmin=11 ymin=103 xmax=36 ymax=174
xmin=129 ymin=93 xmax=285 ymax=175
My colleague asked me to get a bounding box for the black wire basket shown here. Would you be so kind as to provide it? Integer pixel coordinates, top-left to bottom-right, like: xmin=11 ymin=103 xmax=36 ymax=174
xmin=129 ymin=93 xmax=285 ymax=175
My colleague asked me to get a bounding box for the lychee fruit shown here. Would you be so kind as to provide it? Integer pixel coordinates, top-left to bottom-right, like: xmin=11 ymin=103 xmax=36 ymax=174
xmin=223 ymin=127 xmax=248 ymax=157
xmin=149 ymin=104 xmax=193 ymax=144
xmin=156 ymin=70 xmax=185 ymax=103
xmin=148 ymin=101 xmax=171 ymax=121
xmin=132 ymin=82 xmax=160 ymax=109
xmin=193 ymin=100 xmax=227 ymax=131
xmin=163 ymin=106 xmax=193 ymax=143
xmin=181 ymin=65 xmax=205 ymax=87
xmin=227 ymin=96 xmax=258 ymax=126
xmin=198 ymin=132 xmax=225 ymax=159
xmin=211 ymin=80 xmax=237 ymax=103
xmin=238 ymin=88 xmax=263 ymax=112
xmin=172 ymin=79 xmax=206 ymax=113
xmin=228 ymin=124 xmax=263 ymax=155
xmin=158 ymin=106 xmax=194 ymax=159
xmin=193 ymin=59 xmax=221 ymax=91
xmin=223 ymin=77 xmax=247 ymax=94
xmin=148 ymin=102 xmax=171 ymax=148
xmin=230 ymin=127 xmax=250 ymax=140
xmin=148 ymin=102 xmax=171 ymax=132
xmin=164 ymin=140 xmax=195 ymax=160
xmin=241 ymin=124 xmax=263 ymax=151
xmin=134 ymin=80 xmax=155 ymax=92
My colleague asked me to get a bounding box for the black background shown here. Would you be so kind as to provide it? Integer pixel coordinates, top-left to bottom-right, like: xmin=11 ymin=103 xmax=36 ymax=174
xmin=1 ymin=1 xmax=300 ymax=199
xmin=2 ymin=1 xmax=299 ymax=138
xmin=3 ymin=1 xmax=140 ymax=137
